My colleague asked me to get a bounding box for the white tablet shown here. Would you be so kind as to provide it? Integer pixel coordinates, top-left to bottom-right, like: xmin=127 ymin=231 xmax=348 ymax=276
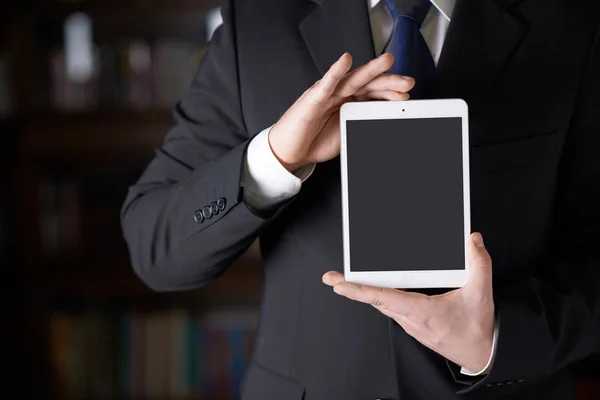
xmin=340 ymin=99 xmax=470 ymax=289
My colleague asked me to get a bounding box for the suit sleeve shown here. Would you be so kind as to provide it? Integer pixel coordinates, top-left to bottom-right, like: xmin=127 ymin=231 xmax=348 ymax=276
xmin=120 ymin=0 xmax=270 ymax=292
xmin=455 ymin=22 xmax=600 ymax=395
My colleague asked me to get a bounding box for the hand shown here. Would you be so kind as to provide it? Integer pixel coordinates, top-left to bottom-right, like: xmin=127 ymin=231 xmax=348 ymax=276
xmin=322 ymin=232 xmax=495 ymax=373
xmin=269 ymin=52 xmax=415 ymax=172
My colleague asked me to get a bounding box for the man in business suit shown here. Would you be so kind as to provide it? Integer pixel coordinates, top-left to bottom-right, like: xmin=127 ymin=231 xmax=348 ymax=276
xmin=121 ymin=0 xmax=600 ymax=398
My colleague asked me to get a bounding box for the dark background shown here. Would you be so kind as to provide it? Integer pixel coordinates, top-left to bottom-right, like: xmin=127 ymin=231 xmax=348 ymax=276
xmin=1 ymin=1 xmax=262 ymax=399
xmin=0 ymin=1 xmax=598 ymax=399
xmin=347 ymin=118 xmax=465 ymax=272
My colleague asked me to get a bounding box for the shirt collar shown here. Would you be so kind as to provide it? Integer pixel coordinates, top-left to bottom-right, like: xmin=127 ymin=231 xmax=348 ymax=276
xmin=368 ymin=0 xmax=455 ymax=21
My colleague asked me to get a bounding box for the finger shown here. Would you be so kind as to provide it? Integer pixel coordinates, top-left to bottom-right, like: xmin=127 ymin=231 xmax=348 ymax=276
xmin=335 ymin=53 xmax=395 ymax=97
xmin=322 ymin=271 xmax=345 ymax=286
xmin=308 ymin=53 xmax=353 ymax=105
xmin=332 ymin=282 xmax=428 ymax=317
xmin=354 ymin=74 xmax=415 ymax=96
xmin=354 ymin=90 xmax=409 ymax=102
xmin=465 ymin=232 xmax=493 ymax=297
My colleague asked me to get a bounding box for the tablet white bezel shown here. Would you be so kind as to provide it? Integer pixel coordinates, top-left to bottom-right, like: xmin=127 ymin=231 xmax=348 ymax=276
xmin=340 ymin=99 xmax=470 ymax=289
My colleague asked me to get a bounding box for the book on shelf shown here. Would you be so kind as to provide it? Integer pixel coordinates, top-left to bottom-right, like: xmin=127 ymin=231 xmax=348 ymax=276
xmin=49 ymin=307 xmax=259 ymax=399
xmin=51 ymin=48 xmax=101 ymax=112
xmin=51 ymin=13 xmax=101 ymax=112
xmin=39 ymin=179 xmax=82 ymax=259
xmin=50 ymin=311 xmax=116 ymax=399
xmin=125 ymin=39 xmax=154 ymax=110
xmin=51 ymin=37 xmax=204 ymax=111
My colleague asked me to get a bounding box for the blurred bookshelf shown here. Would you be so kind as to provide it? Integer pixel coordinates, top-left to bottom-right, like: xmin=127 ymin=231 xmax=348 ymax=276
xmin=19 ymin=110 xmax=174 ymax=164
xmin=4 ymin=0 xmax=262 ymax=399
xmin=2 ymin=1 xmax=598 ymax=400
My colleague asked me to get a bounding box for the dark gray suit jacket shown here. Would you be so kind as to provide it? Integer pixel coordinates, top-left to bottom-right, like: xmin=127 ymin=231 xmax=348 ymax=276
xmin=121 ymin=0 xmax=600 ymax=398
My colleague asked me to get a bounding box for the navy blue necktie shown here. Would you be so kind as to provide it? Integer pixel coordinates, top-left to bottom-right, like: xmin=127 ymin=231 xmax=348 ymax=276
xmin=385 ymin=0 xmax=435 ymax=99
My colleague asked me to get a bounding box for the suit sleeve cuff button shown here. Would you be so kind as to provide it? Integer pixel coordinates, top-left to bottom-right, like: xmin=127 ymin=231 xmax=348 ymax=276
xmin=194 ymin=210 xmax=204 ymax=223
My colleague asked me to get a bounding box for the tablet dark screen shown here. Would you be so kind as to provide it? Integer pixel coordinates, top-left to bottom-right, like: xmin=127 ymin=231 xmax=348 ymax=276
xmin=346 ymin=117 xmax=466 ymax=272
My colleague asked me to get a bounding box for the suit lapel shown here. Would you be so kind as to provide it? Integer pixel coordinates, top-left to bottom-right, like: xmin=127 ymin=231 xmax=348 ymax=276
xmin=434 ymin=0 xmax=526 ymax=111
xmin=299 ymin=0 xmax=526 ymax=110
xmin=299 ymin=0 xmax=375 ymax=76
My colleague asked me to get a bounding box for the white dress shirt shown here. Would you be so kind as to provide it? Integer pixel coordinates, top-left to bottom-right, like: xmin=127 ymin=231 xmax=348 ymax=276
xmin=241 ymin=0 xmax=498 ymax=377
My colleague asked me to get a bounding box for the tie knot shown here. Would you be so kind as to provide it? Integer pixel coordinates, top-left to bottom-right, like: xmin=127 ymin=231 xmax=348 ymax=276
xmin=385 ymin=0 xmax=431 ymax=25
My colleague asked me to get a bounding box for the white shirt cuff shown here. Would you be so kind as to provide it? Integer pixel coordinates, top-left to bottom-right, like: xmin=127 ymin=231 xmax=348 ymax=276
xmin=460 ymin=319 xmax=499 ymax=376
xmin=242 ymin=126 xmax=315 ymax=212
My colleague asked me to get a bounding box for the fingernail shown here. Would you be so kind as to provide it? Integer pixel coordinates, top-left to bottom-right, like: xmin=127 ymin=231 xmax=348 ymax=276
xmin=473 ymin=233 xmax=485 ymax=248
xmin=322 ymin=273 xmax=334 ymax=285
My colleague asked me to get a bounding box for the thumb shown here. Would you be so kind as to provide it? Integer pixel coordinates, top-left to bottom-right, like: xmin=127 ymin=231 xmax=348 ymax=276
xmin=466 ymin=232 xmax=493 ymax=297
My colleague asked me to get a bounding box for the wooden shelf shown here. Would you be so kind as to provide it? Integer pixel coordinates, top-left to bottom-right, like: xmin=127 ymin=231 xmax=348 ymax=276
xmin=37 ymin=0 xmax=222 ymax=16
xmin=18 ymin=110 xmax=173 ymax=162
xmin=27 ymin=0 xmax=222 ymax=40
xmin=33 ymin=242 xmax=262 ymax=297
xmin=34 ymin=260 xmax=262 ymax=297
